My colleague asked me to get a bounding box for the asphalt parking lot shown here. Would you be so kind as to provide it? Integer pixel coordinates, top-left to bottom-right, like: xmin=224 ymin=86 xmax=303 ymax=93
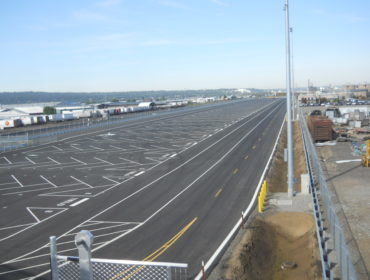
xmin=0 ymin=100 xmax=270 ymax=240
xmin=0 ymin=98 xmax=286 ymax=279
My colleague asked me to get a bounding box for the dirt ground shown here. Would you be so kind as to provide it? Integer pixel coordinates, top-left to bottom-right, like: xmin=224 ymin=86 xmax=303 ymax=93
xmin=223 ymin=212 xmax=321 ymax=280
xmin=267 ymin=121 xmax=306 ymax=193
xmin=217 ymin=119 xmax=320 ymax=280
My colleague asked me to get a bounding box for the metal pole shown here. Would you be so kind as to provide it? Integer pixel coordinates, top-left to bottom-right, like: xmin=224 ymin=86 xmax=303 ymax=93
xmin=290 ymin=27 xmax=296 ymax=121
xmin=49 ymin=236 xmax=59 ymax=280
xmin=285 ymin=0 xmax=294 ymax=197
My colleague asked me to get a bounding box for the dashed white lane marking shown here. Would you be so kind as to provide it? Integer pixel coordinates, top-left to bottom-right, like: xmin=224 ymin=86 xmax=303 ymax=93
xmin=11 ymin=175 xmax=23 ymax=187
xmin=170 ymin=153 xmax=177 ymax=158
xmin=47 ymin=157 xmax=60 ymax=165
xmin=70 ymin=198 xmax=90 ymax=207
xmin=40 ymin=175 xmax=58 ymax=188
xmin=103 ymin=176 xmax=119 ymax=184
xmin=94 ymin=157 xmax=114 ymax=165
xmin=70 ymin=176 xmax=94 ymax=188
xmin=125 ymin=171 xmax=137 ymax=177
xmin=2 ymin=157 xmax=12 ymax=164
xmin=134 ymin=171 xmax=145 ymax=177
xmin=57 ymin=198 xmax=78 ymax=207
xmin=25 ymin=157 xmax=36 ymax=164
xmin=70 ymin=157 xmax=87 ymax=165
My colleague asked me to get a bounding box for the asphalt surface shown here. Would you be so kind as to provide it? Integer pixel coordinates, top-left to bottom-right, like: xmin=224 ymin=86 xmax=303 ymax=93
xmin=0 ymin=98 xmax=286 ymax=279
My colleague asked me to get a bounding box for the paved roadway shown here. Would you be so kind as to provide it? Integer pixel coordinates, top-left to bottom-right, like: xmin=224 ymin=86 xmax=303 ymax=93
xmin=0 ymin=98 xmax=286 ymax=279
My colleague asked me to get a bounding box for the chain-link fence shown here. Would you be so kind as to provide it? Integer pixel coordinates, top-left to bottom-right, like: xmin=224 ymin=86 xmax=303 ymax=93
xmin=0 ymin=111 xmax=154 ymax=152
xmin=50 ymin=232 xmax=188 ymax=280
xmin=300 ymin=109 xmax=358 ymax=280
xmin=0 ymin=101 xmax=232 ymax=153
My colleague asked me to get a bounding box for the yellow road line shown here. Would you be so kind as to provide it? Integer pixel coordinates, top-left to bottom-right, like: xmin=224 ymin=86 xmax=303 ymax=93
xmin=215 ymin=188 xmax=223 ymax=198
xmin=233 ymin=168 xmax=239 ymax=175
xmin=110 ymin=217 xmax=198 ymax=280
xmin=252 ymin=145 xmax=256 ymax=149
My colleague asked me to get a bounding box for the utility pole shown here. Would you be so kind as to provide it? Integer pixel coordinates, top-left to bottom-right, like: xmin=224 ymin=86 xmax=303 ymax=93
xmin=284 ymin=0 xmax=294 ymax=197
xmin=290 ymin=27 xmax=296 ymax=121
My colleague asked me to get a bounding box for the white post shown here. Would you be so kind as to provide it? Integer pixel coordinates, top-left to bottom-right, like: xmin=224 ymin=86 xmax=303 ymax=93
xmin=75 ymin=230 xmax=94 ymax=280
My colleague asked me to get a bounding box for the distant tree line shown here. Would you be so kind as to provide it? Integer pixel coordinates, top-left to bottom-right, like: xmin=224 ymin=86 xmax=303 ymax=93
xmin=43 ymin=106 xmax=56 ymax=114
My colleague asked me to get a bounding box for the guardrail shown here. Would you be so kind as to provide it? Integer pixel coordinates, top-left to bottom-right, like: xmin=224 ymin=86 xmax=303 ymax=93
xmin=300 ymin=109 xmax=357 ymax=280
xmin=50 ymin=231 xmax=188 ymax=280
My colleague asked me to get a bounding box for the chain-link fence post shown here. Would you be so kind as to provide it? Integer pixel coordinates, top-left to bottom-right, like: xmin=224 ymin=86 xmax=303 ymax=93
xmin=49 ymin=236 xmax=59 ymax=280
xmin=75 ymin=230 xmax=94 ymax=280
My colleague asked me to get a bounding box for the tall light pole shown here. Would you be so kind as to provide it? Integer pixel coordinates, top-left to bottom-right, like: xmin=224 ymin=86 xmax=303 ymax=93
xmin=290 ymin=27 xmax=296 ymax=121
xmin=284 ymin=0 xmax=294 ymax=197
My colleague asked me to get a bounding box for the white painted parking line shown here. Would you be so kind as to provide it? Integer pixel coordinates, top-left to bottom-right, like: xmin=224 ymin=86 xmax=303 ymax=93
xmin=0 ymin=182 xmax=49 ymax=192
xmin=90 ymin=145 xmax=104 ymax=151
xmin=25 ymin=157 xmax=36 ymax=164
xmin=26 ymin=207 xmax=40 ymax=223
xmin=47 ymin=157 xmax=60 ymax=165
xmin=70 ymin=157 xmax=87 ymax=165
xmin=170 ymin=154 xmax=177 ymax=158
xmin=87 ymin=137 xmax=99 ymax=142
xmin=0 ymin=223 xmax=35 ymax=231
xmin=11 ymin=175 xmax=23 ymax=187
xmin=134 ymin=171 xmax=145 ymax=177
xmin=130 ymin=144 xmax=149 ymax=151
xmin=40 ymin=175 xmax=58 ymax=188
xmin=52 ymin=145 xmax=63 ymax=151
xmin=2 ymin=157 xmax=12 ymax=164
xmin=71 ymin=144 xmax=83 ymax=151
xmin=94 ymin=157 xmax=114 ymax=165
xmin=70 ymin=198 xmax=90 ymax=207
xmin=118 ymin=157 xmax=142 ymax=165
xmin=136 ymin=137 xmax=155 ymax=142
xmin=70 ymin=176 xmax=94 ymax=188
xmin=145 ymin=157 xmax=161 ymax=163
xmin=0 ymin=181 xmax=16 ymax=186
xmin=103 ymin=176 xmax=119 ymax=184
xmin=109 ymin=145 xmax=126 ymax=150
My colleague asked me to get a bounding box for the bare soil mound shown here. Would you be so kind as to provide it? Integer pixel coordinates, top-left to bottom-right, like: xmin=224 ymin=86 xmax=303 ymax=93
xmin=223 ymin=212 xmax=321 ymax=280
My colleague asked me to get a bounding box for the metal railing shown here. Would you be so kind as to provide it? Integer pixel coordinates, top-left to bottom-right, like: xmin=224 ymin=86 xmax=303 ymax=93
xmin=300 ymin=109 xmax=358 ymax=280
xmin=50 ymin=231 xmax=188 ymax=280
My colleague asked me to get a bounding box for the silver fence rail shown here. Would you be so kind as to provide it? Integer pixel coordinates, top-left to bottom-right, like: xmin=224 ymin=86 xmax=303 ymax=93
xmin=50 ymin=231 xmax=188 ymax=280
xmin=300 ymin=109 xmax=357 ymax=280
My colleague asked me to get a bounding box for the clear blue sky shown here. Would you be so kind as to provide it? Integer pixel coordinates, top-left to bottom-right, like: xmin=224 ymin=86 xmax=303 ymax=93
xmin=1 ymin=0 xmax=369 ymax=92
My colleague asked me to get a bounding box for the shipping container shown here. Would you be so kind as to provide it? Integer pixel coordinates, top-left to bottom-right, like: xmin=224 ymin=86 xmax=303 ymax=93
xmin=48 ymin=114 xmax=63 ymax=122
xmin=307 ymin=115 xmax=333 ymax=142
xmin=0 ymin=119 xmax=16 ymax=129
xmin=62 ymin=113 xmax=74 ymax=121
xmin=20 ymin=116 xmax=34 ymax=126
